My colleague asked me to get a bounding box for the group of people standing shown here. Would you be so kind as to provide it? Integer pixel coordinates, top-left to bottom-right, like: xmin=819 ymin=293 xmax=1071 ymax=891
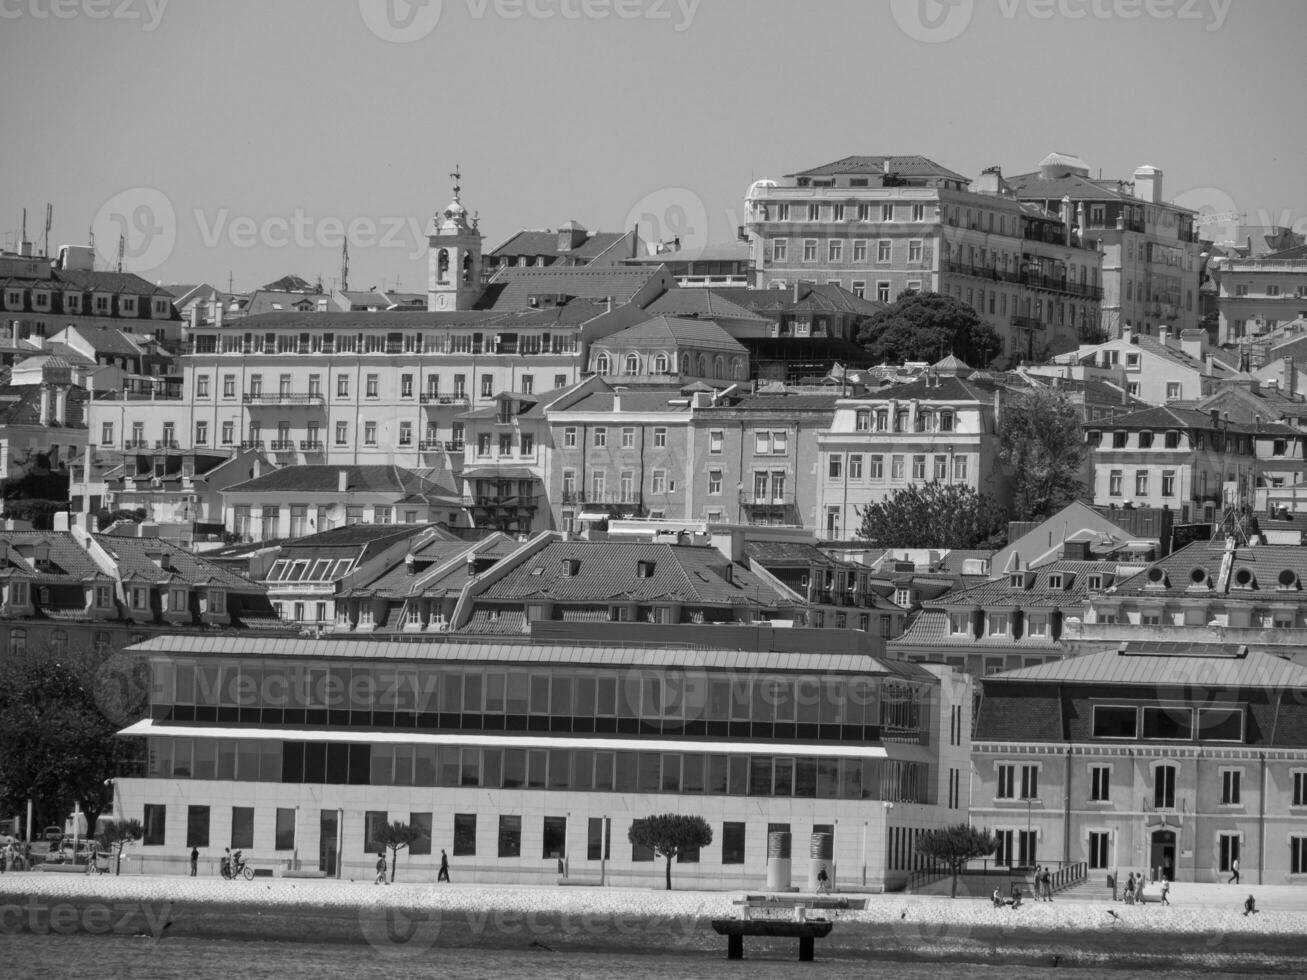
xmin=0 ymin=842 xmax=30 ymax=872
xmin=1109 ymin=870 xmax=1171 ymax=905
xmin=374 ymin=848 xmax=451 ymax=884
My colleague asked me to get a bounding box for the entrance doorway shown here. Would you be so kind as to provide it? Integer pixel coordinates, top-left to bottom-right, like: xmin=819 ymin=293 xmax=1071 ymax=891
xmin=1150 ymin=828 xmax=1176 ymax=882
xmin=319 ymin=810 xmax=338 ymax=876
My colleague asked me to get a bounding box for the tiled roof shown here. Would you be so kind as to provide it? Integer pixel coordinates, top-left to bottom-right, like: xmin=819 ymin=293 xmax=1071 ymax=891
xmin=552 ymin=386 xmax=692 ymax=414
xmin=991 ymin=641 xmax=1307 ymax=689
xmin=93 ymin=535 xmax=257 ymax=591
xmin=1006 ymin=170 xmax=1139 ymax=204
xmin=744 ymin=541 xmax=855 ymax=569
xmin=628 ymin=242 xmax=750 ymax=264
xmin=460 ymin=608 xmax=529 ymax=634
xmin=1088 ymin=404 xmax=1272 ymax=435
xmin=892 ymin=608 xmax=1064 ymax=649
xmin=924 ymin=559 xmax=1125 ymax=610
xmin=857 ymin=372 xmax=1006 ymax=403
xmin=644 ymin=290 xmax=767 ymax=322
xmin=221 ymin=310 xmax=498 ymax=332
xmin=488 ymin=229 xmax=631 ymax=262
xmin=355 ymin=541 xmax=479 ymax=596
xmin=60 ymin=324 xmax=150 ymax=357
xmin=0 ymin=384 xmax=86 ymax=428
xmin=711 ymin=284 xmax=887 ymax=318
xmin=1106 ymin=540 xmax=1307 ymax=599
xmin=787 ymin=155 xmax=968 ymax=182
xmin=225 ymin=465 xmax=457 ymax=497
xmin=0 ymin=531 xmax=109 ymax=580
xmin=478 ymin=267 xmax=664 ymax=312
xmin=714 ymin=393 xmax=842 ymax=413
xmin=52 ymin=269 xmax=173 ymax=296
xmin=594 ymin=315 xmax=748 ymax=352
xmin=477 ymin=541 xmax=786 ymax=606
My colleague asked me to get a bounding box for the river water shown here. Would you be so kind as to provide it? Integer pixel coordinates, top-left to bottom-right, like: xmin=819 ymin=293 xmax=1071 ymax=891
xmin=1 ymin=934 xmax=1294 ymax=980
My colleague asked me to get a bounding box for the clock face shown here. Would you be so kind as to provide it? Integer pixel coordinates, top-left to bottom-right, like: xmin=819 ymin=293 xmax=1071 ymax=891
xmin=434 ymin=293 xmax=449 ymax=309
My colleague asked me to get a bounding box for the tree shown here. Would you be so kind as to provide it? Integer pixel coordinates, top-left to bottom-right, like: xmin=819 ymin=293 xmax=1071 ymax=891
xmin=376 ymin=820 xmax=425 ymax=883
xmin=856 ymin=482 xmax=1008 ymax=549
xmin=999 ymin=387 xmax=1088 ymax=521
xmin=856 ymin=292 xmax=1002 ymax=367
xmin=96 ymin=818 xmax=144 ymax=876
xmin=914 ymin=824 xmax=998 ymax=898
xmin=628 ymin=814 xmax=713 ymax=890
xmin=0 ymin=646 xmax=148 ymax=834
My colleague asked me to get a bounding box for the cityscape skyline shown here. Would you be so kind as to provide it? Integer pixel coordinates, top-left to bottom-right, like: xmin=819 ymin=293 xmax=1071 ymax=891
xmin=3 ymin=0 xmax=1306 ymax=291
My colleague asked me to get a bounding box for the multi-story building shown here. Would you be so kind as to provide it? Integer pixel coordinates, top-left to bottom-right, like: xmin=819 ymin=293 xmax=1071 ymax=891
xmin=586 ymin=315 xmax=750 ymax=386
xmin=816 ymin=358 xmax=1010 ymax=541
xmin=1210 ymin=244 xmax=1307 ymax=346
xmin=487 ymin=221 xmax=642 ymax=274
xmin=0 ymin=356 xmax=85 ymax=480
xmin=1085 ymin=405 xmax=1299 ymax=522
xmin=625 ymin=242 xmax=752 ymax=288
xmin=110 ymin=631 xmax=972 ymax=888
xmin=1054 ymin=324 xmax=1247 ymax=405
xmin=0 ymin=524 xmax=284 ymax=661
xmin=972 ymin=639 xmax=1307 ymax=883
xmin=221 ymin=465 xmax=466 ymax=543
xmin=888 ymin=549 xmax=1142 ymax=677
xmin=744 ymin=156 xmax=1102 ymax=362
xmin=0 ymin=245 xmax=181 ymax=359
xmin=1007 ymin=154 xmax=1202 ymax=340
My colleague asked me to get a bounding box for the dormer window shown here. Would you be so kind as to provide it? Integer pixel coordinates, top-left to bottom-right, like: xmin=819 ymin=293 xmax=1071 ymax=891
xmin=1088 ymin=574 xmax=1104 ymax=590
xmin=636 ymin=560 xmax=655 ymax=578
xmin=1138 ymin=430 xmax=1153 ymax=449
xmin=170 ymin=587 xmax=188 ymax=611
xmin=1047 ymin=574 xmax=1064 ymax=590
xmin=130 ymin=586 xmax=149 ymax=610
xmin=562 ymin=558 xmax=581 ymax=577
xmin=988 ymin=612 xmax=1010 ymax=636
xmin=94 ymin=584 xmax=113 ymax=608
xmin=1164 ymin=430 xmax=1180 ymax=449
xmin=1112 ymin=430 xmax=1127 ymax=448
xmin=9 ymin=581 xmax=29 ymax=606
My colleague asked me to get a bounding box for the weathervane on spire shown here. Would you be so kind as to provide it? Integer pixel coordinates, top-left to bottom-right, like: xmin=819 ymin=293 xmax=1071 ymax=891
xmin=450 ymin=164 xmax=462 ymax=202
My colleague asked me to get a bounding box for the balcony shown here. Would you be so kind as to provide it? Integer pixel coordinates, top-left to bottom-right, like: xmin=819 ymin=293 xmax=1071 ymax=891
xmin=269 ymin=440 xmax=296 ymax=451
xmin=239 ymin=440 xmax=265 ymax=450
xmin=420 ymin=393 xmax=470 ymax=406
xmin=242 ymin=393 xmax=325 ymax=406
xmin=154 ymin=440 xmax=181 ymax=450
xmin=739 ymin=489 xmax=796 ymax=508
xmin=1011 ymin=314 xmax=1045 ymax=332
xmin=470 ymin=494 xmax=540 ymax=511
xmin=299 ymin=440 xmax=324 ymax=452
xmin=123 ymin=439 xmax=150 ymax=450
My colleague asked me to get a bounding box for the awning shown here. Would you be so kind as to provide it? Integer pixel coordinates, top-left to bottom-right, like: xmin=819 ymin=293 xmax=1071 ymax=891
xmin=459 ymin=466 xmax=538 ymax=480
xmin=117 ymin=719 xmax=887 ymax=759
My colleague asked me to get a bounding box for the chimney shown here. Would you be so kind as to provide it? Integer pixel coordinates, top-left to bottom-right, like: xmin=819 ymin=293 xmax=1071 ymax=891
xmin=1062 ymin=195 xmax=1072 ymax=247
xmin=793 ymin=280 xmax=800 ymax=303
xmin=38 ymin=385 xmax=51 ymax=425
xmin=1158 ymin=325 xmax=1171 ymax=347
xmin=188 ymin=304 xmax=198 ymax=330
xmin=214 ymin=297 xmax=224 ymax=329
xmin=613 ymin=390 xmax=621 ymax=412
xmin=1121 ymin=325 xmax=1133 ymax=344
xmin=1133 ymin=166 xmax=1163 ymax=204
xmin=54 ymin=385 xmax=68 ymax=424
xmin=338 ymin=469 xmax=348 ymax=492
xmin=630 ymin=226 xmax=639 ymax=259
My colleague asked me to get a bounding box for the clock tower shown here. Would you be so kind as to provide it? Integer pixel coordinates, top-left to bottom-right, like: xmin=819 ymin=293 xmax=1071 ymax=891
xmin=427 ymin=166 xmax=483 ymax=311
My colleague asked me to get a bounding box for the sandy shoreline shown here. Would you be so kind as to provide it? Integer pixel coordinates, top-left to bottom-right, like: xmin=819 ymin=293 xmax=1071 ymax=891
xmin=1 ymin=874 xmax=1304 ymax=972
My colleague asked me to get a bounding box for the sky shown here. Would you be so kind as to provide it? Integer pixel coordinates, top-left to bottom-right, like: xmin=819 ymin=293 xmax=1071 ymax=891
xmin=2 ymin=0 xmax=1305 ymax=294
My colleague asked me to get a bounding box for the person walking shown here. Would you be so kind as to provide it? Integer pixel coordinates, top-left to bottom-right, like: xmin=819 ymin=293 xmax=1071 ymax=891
xmin=1107 ymin=871 xmax=1117 ymax=902
xmin=190 ymin=847 xmax=199 ymax=877
xmin=437 ymin=849 xmax=450 ymax=883
xmin=1041 ymin=867 xmax=1053 ymax=901
xmin=375 ymin=852 xmax=388 ymax=885
xmin=1160 ymin=879 xmax=1171 ymax=906
xmin=1229 ymin=857 xmax=1240 ymax=885
xmin=1124 ymin=872 xmax=1136 ymax=905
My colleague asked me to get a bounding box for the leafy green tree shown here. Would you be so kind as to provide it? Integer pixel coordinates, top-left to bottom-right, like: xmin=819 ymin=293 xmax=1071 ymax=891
xmin=96 ymin=818 xmax=144 ymax=876
xmin=914 ymin=824 xmax=998 ymax=898
xmin=999 ymin=387 xmax=1088 ymax=521
xmin=856 ymin=482 xmax=1008 ymax=549
xmin=0 ymin=646 xmax=147 ymax=833
xmin=628 ymin=814 xmax=713 ymax=890
xmin=376 ymin=820 xmax=426 ymax=882
xmin=856 ymin=291 xmax=1002 ymax=366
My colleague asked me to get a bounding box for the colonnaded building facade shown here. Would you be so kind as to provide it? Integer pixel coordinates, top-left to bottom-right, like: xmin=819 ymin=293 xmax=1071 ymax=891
xmin=110 ymin=634 xmax=971 ymax=889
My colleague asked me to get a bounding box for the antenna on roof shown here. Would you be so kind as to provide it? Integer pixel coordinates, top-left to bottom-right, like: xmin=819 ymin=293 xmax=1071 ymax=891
xmin=43 ymin=203 xmax=51 ymax=258
xmin=341 ymin=238 xmax=349 ymax=293
xmin=116 ymin=233 xmax=125 ymax=273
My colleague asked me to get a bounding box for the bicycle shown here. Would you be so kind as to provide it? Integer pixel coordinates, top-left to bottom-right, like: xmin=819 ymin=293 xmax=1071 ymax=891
xmin=220 ymin=855 xmax=254 ymax=880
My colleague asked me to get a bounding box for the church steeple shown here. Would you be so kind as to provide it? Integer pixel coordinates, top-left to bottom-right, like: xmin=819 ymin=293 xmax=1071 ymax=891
xmin=427 ymin=164 xmax=483 ymax=311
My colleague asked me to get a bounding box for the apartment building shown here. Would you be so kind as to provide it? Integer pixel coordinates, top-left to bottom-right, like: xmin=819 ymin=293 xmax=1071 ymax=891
xmin=1055 ymin=325 xmax=1246 ymax=405
xmin=744 ymin=155 xmax=1102 ymax=362
xmin=1211 ymin=244 xmax=1307 ymax=345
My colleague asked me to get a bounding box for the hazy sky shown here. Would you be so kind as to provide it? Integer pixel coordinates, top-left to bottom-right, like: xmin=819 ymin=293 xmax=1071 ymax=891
xmin=3 ymin=0 xmax=1304 ymax=293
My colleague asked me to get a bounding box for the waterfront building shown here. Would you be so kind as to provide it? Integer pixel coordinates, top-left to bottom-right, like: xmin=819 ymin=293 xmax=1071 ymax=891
xmin=111 ymin=632 xmax=972 ymax=889
xmin=971 ymin=640 xmax=1307 ymax=884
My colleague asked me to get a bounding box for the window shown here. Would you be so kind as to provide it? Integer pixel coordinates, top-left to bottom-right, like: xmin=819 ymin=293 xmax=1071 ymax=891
xmin=653 ymin=427 xmax=667 ymax=448
xmin=1293 ymin=772 xmax=1307 ymax=808
xmin=1021 ymin=765 xmax=1039 ymax=800
xmin=908 ymin=239 xmax=923 ymax=262
xmin=828 ymin=240 xmax=843 ymax=262
xmin=520 ymin=433 xmax=534 ymax=455
xmin=802 ymin=239 xmax=817 ymax=262
xmin=988 ymin=612 xmax=1009 ymax=636
xmin=498 ymin=815 xmax=522 ymax=858
xmin=364 ymin=811 xmax=387 ymax=853
xmin=933 ymin=455 xmax=947 ymax=480
xmin=849 ymin=454 xmax=863 ymax=479
xmin=398 ymin=421 xmax=412 ymax=446
xmin=454 ymin=813 xmax=477 ymax=856
xmin=1166 ymin=382 xmax=1181 ymax=399
xmin=1161 ymin=470 xmax=1175 ymax=496
xmin=408 ymin=812 xmax=432 ymax=856
xmin=364 ymin=422 xmax=377 ymax=446
xmin=231 ymin=807 xmax=255 ymax=850
xmin=891 ymin=455 xmax=904 ymax=480
xmin=196 ymin=376 xmax=209 ymax=398
xmin=1093 ymin=705 xmax=1137 ymax=738
xmin=401 ymin=374 xmax=413 ymax=398
xmin=1291 ymin=836 xmax=1307 ymax=875
xmin=876 ymin=239 xmax=891 ymax=262
xmin=563 ymin=427 xmax=577 ymax=448
xmin=709 ymin=430 xmax=723 ymax=454
xmin=1135 ymin=470 xmax=1148 ymax=495
xmin=708 ymin=469 xmax=722 ymax=495
xmin=870 ymin=455 xmax=884 ymax=480
xmin=481 ymin=374 xmax=494 ymax=398
xmin=275 ymin=808 xmax=295 ymax=850
xmin=1109 ymin=470 xmax=1123 ymax=496
xmin=594 ymin=427 xmax=607 ymax=448
xmin=101 ymin=421 xmax=114 ymax=446
xmin=828 ymin=454 xmax=842 ymax=480
xmin=877 ymin=281 xmax=891 ymax=303
xmin=1090 ymin=766 xmax=1111 ymax=802
xmin=851 ymin=280 xmax=865 ymax=298
xmin=334 ymin=421 xmax=348 ymax=446
xmin=223 ymin=375 xmax=236 ymax=398
xmin=143 ymin=804 xmax=166 ymax=846
xmin=621 ymin=427 xmax=635 ymax=449
xmin=195 ymin=421 xmax=209 ymax=446
xmin=651 ymin=470 xmax=666 ymax=494
xmin=336 ymin=375 xmax=349 ymax=398
xmin=772 ymin=239 xmax=788 ymax=262
xmin=1218 ymin=833 xmax=1240 ymax=873
xmin=186 ymin=805 xmax=210 ymax=848
xmin=911 ymin=203 xmax=925 ymax=221
xmin=1154 ymin=764 xmax=1177 ymax=809
xmin=852 ymin=240 xmax=867 ymax=262
xmin=953 ymin=456 xmax=968 ymax=481
xmin=221 ymin=421 xmax=234 ymax=446
xmin=911 ymin=455 xmax=926 ymax=480
xmin=881 ymin=204 xmax=893 ymax=222
xmin=997 ymin=764 xmax=1016 ymax=800
xmin=366 ymin=374 xmax=379 ymax=398
xmin=1221 ymin=769 xmax=1241 ymax=805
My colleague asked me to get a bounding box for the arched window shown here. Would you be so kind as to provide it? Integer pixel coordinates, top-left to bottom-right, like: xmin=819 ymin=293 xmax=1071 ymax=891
xmin=462 ymin=253 xmax=473 ymax=283
xmin=732 ymin=359 xmax=746 ymax=380
xmin=594 ymin=353 xmax=610 ymax=375
xmin=697 ymin=355 xmax=708 ymax=376
xmin=856 ymin=410 xmax=871 ymax=431
xmin=713 ymin=356 xmax=724 ymax=378
xmin=624 ymin=353 xmax=641 ymax=376
xmin=653 ymin=353 xmax=669 ymax=375
xmin=681 ymin=354 xmax=691 ymax=375
xmin=437 ymin=249 xmax=450 ymax=283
